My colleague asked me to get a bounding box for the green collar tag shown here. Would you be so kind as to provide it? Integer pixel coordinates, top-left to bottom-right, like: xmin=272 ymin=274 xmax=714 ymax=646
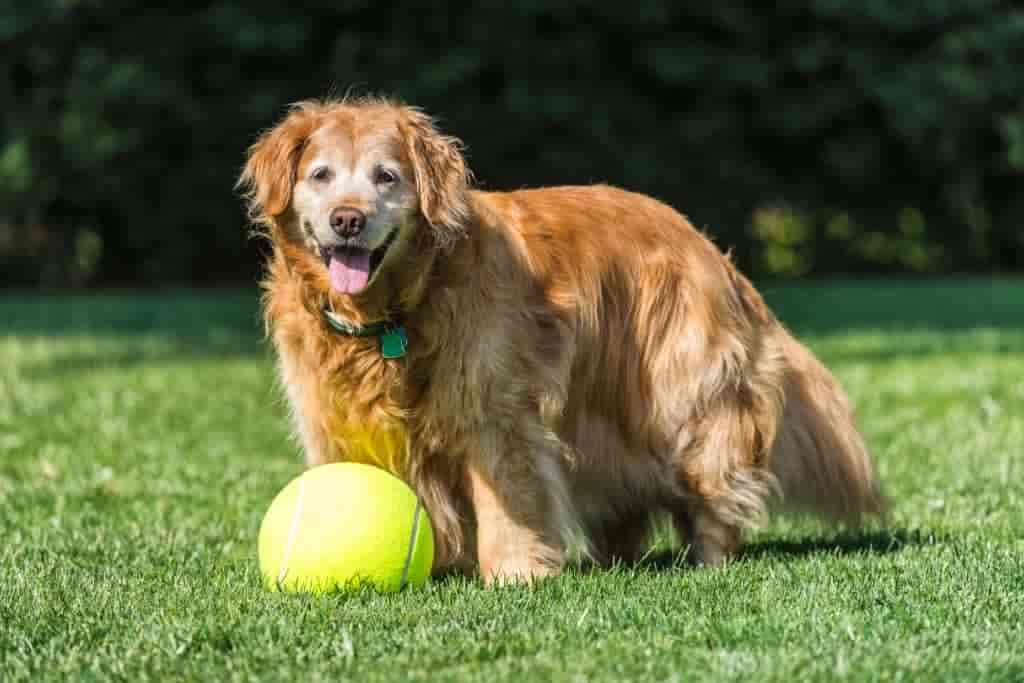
xmin=323 ymin=308 xmax=407 ymax=359
xmin=380 ymin=325 xmax=408 ymax=359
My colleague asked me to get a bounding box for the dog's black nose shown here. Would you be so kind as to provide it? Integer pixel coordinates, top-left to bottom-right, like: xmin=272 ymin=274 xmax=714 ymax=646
xmin=329 ymin=207 xmax=367 ymax=238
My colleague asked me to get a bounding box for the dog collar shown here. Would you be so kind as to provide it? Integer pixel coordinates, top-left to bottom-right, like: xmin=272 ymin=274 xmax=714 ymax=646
xmin=322 ymin=308 xmax=408 ymax=359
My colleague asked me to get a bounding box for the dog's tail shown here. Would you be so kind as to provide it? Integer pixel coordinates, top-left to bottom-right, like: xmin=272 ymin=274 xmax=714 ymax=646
xmin=769 ymin=329 xmax=887 ymax=523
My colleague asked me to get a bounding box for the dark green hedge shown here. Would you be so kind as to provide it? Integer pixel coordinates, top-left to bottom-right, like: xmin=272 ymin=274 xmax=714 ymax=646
xmin=2 ymin=1 xmax=1022 ymax=286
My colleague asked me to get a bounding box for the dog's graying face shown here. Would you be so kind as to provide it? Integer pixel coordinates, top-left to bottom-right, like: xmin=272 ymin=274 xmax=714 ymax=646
xmin=239 ymin=100 xmax=470 ymax=297
xmin=293 ymin=122 xmax=416 ymax=294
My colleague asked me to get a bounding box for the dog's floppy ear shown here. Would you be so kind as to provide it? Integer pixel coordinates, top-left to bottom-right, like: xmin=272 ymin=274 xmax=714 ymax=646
xmin=238 ymin=107 xmax=316 ymax=224
xmin=399 ymin=109 xmax=471 ymax=248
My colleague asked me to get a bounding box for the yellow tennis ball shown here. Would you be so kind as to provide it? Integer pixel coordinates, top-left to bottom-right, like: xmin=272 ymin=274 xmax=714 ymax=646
xmin=258 ymin=462 xmax=434 ymax=594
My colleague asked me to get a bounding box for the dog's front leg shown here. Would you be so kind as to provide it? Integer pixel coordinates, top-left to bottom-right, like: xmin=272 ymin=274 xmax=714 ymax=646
xmin=275 ymin=347 xmax=336 ymax=466
xmin=465 ymin=435 xmax=569 ymax=584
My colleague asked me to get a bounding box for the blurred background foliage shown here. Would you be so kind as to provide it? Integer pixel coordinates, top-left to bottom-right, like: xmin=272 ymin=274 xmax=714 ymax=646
xmin=1 ymin=1 xmax=1022 ymax=287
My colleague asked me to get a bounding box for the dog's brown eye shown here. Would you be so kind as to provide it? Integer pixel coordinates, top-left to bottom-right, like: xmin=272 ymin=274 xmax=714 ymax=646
xmin=311 ymin=166 xmax=331 ymax=182
xmin=374 ymin=167 xmax=398 ymax=186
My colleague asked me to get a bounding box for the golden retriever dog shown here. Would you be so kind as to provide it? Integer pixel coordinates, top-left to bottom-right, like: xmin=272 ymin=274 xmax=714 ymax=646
xmin=239 ymin=97 xmax=885 ymax=583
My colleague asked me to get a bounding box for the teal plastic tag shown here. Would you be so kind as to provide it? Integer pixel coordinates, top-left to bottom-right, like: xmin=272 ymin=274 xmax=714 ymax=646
xmin=380 ymin=326 xmax=408 ymax=359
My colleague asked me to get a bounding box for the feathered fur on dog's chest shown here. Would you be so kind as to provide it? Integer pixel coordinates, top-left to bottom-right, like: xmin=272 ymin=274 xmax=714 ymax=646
xmin=324 ymin=412 xmax=409 ymax=475
xmin=282 ymin=336 xmax=413 ymax=476
xmin=263 ymin=259 xmax=422 ymax=478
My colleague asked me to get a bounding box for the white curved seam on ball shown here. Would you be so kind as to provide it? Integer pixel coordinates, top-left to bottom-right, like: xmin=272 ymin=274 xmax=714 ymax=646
xmin=278 ymin=478 xmax=306 ymax=585
xmin=399 ymin=498 xmax=423 ymax=589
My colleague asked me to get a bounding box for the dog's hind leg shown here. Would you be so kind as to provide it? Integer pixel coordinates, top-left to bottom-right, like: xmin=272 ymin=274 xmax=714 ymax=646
xmin=658 ymin=327 xmax=787 ymax=567
xmin=592 ymin=511 xmax=655 ymax=567
xmin=665 ymin=394 xmax=781 ymax=567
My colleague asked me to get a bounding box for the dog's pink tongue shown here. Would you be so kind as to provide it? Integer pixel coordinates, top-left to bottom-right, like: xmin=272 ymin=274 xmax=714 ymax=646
xmin=328 ymin=250 xmax=371 ymax=293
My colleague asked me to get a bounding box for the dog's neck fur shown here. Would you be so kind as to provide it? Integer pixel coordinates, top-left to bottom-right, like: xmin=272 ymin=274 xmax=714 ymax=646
xmin=261 ymin=215 xmax=481 ymax=426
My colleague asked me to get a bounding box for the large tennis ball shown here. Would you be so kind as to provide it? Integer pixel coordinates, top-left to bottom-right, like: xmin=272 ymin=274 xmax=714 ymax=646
xmin=258 ymin=462 xmax=433 ymax=593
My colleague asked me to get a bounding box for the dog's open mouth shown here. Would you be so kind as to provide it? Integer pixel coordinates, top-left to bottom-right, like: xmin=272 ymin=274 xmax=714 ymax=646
xmin=320 ymin=229 xmax=398 ymax=294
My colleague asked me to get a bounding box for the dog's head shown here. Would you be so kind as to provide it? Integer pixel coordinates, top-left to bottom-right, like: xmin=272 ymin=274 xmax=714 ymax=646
xmin=239 ymin=99 xmax=470 ymax=298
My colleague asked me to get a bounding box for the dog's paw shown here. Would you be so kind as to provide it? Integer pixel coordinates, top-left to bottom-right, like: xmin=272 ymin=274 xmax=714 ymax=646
xmin=480 ymin=556 xmax=559 ymax=586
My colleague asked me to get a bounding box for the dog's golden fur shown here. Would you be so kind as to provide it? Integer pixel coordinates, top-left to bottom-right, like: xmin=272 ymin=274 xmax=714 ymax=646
xmin=239 ymin=98 xmax=886 ymax=582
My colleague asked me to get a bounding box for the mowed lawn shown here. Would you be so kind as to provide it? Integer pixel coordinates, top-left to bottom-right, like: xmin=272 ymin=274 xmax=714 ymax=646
xmin=2 ymin=280 xmax=1022 ymax=682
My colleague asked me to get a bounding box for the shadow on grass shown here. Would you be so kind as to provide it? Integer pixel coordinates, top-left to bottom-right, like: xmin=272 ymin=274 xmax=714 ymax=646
xmin=20 ymin=336 xmax=268 ymax=380
xmin=584 ymin=528 xmax=934 ymax=574
xmin=0 ymin=289 xmax=262 ymax=336
xmin=738 ymin=527 xmax=935 ymax=561
xmin=427 ymin=529 xmax=935 ymax=586
xmin=762 ymin=279 xmax=1024 ymax=337
xmin=8 ymin=280 xmax=1023 ymax=374
xmin=760 ymin=279 xmax=1024 ymax=364
xmin=8 ymin=279 xmax=1024 ymax=362
xmin=813 ymin=330 xmax=1024 ymax=366
xmin=3 ymin=290 xmax=267 ymax=377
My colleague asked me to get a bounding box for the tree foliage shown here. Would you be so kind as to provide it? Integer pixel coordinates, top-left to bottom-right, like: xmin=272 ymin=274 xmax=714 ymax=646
xmin=2 ymin=1 xmax=1022 ymax=285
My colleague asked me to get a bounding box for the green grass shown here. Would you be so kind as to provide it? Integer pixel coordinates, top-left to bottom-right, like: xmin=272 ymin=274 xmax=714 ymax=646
xmin=2 ymin=280 xmax=1023 ymax=682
